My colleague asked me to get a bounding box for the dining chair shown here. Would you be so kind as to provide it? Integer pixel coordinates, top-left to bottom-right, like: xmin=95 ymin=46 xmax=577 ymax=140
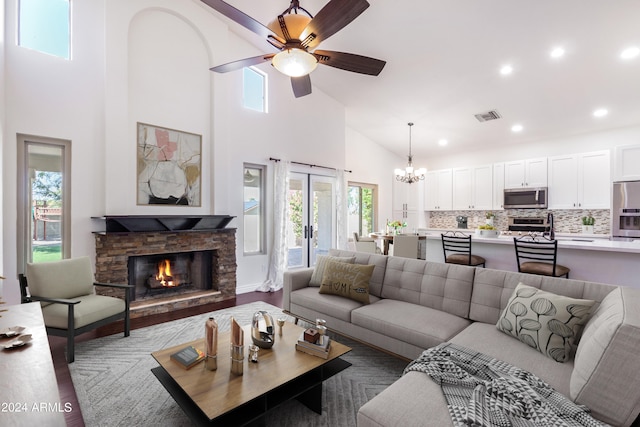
xmin=441 ymin=231 xmax=486 ymax=267
xmin=513 ymin=235 xmax=570 ymax=278
xmin=19 ymin=256 xmax=133 ymax=363
xmin=392 ymin=235 xmax=420 ymax=258
xmin=353 ymin=232 xmax=381 ymax=254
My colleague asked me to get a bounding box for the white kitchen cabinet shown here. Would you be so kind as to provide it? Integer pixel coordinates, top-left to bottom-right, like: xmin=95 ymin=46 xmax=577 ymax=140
xmin=424 ymin=169 xmax=452 ymax=210
xmin=393 ymin=177 xmax=421 ymax=230
xmin=614 ymin=144 xmax=640 ymax=181
xmin=504 ymin=157 xmax=547 ymax=188
xmin=493 ymin=162 xmax=505 ymax=210
xmin=452 ymin=165 xmax=493 ymax=210
xmin=548 ymin=151 xmax=610 ymax=209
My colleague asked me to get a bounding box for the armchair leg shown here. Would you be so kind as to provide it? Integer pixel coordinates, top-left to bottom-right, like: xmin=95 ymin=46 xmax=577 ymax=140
xmin=67 ymin=305 xmax=75 ymax=363
xmin=124 ymin=312 xmax=130 ymax=337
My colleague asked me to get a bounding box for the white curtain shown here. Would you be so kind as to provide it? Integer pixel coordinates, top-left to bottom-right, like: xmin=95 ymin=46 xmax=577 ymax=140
xmin=335 ymin=169 xmax=348 ymax=250
xmin=257 ymin=160 xmax=290 ymax=292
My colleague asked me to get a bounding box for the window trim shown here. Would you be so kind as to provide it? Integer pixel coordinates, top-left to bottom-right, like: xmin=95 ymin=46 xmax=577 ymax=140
xmin=17 ymin=134 xmax=72 ymax=273
xmin=243 ymin=163 xmax=266 ymax=256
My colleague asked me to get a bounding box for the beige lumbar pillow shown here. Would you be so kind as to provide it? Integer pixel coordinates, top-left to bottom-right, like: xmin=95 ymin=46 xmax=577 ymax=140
xmin=309 ymin=255 xmax=355 ymax=287
xmin=319 ymin=261 xmax=374 ymax=304
xmin=496 ymin=283 xmax=595 ymax=363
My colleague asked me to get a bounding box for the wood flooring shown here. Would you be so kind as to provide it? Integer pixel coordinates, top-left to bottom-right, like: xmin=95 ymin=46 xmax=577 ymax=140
xmin=51 ymin=290 xmax=283 ymax=427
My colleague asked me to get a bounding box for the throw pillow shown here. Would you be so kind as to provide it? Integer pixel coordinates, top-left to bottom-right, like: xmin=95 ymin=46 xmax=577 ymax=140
xmin=496 ymin=283 xmax=595 ymax=363
xmin=309 ymin=255 xmax=356 ymax=287
xmin=319 ymin=261 xmax=374 ymax=305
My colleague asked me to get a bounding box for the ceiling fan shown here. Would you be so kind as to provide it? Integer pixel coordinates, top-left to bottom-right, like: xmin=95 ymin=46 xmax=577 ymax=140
xmin=202 ymin=0 xmax=386 ymax=98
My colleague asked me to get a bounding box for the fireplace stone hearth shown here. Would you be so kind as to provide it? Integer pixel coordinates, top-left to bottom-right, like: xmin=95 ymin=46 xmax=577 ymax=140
xmin=93 ymin=215 xmax=236 ymax=318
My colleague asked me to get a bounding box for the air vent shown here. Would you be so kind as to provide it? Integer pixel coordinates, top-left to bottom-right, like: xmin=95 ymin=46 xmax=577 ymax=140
xmin=474 ymin=110 xmax=502 ymax=122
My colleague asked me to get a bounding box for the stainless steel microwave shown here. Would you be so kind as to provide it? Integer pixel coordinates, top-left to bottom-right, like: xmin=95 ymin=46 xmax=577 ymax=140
xmin=503 ymin=187 xmax=548 ymax=209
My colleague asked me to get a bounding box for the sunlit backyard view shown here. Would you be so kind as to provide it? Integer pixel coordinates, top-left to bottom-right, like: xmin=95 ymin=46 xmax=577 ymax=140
xmin=32 ymin=171 xmax=63 ymax=263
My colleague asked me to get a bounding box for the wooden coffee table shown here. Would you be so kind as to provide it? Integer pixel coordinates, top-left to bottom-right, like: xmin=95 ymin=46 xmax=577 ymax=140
xmin=151 ymin=322 xmax=351 ymax=426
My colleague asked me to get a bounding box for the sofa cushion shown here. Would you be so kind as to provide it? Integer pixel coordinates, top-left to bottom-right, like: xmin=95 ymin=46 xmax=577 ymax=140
xmin=319 ymin=261 xmax=374 ymax=304
xmin=450 ymin=322 xmax=574 ymax=396
xmin=26 ymin=256 xmax=95 ymax=302
xmin=496 ymin=283 xmax=595 ymax=362
xmin=469 ymin=268 xmax=614 ymax=325
xmin=380 ymin=257 xmax=475 ymax=319
xmin=328 ymin=250 xmax=388 ymax=297
xmin=290 ymin=287 xmax=380 ymax=323
xmin=309 ymin=255 xmax=355 ymax=287
xmin=570 ymin=287 xmax=640 ymax=427
xmin=351 ymin=299 xmax=471 ymax=350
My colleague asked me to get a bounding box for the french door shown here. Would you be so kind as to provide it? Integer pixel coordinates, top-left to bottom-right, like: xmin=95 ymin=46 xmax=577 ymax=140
xmin=287 ymin=173 xmax=336 ymax=268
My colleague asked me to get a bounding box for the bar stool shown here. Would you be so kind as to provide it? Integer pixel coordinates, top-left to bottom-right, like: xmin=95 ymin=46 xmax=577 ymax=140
xmin=441 ymin=232 xmax=486 ymax=267
xmin=513 ymin=235 xmax=570 ymax=278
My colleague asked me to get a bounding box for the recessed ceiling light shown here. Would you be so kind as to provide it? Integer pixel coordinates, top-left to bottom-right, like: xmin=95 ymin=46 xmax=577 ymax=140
xmin=593 ymin=108 xmax=609 ymax=118
xmin=550 ymin=47 xmax=565 ymax=58
xmin=511 ymin=124 xmax=523 ymax=133
xmin=620 ymin=46 xmax=640 ymax=60
xmin=500 ymin=65 xmax=513 ymax=75
xmin=438 ymin=139 xmax=448 ymax=147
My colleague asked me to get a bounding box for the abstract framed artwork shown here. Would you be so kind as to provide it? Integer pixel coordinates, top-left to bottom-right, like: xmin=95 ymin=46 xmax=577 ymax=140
xmin=137 ymin=122 xmax=202 ymax=206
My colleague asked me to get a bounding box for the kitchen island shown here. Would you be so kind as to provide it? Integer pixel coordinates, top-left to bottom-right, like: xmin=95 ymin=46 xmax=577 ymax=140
xmin=423 ymin=230 xmax=640 ymax=289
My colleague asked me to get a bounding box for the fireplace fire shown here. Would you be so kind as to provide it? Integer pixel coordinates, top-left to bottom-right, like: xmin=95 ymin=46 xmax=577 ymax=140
xmin=149 ymin=259 xmax=179 ymax=289
xmin=128 ymin=251 xmax=213 ymax=301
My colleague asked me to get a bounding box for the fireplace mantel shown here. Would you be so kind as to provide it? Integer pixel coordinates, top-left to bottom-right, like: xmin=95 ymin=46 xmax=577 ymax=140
xmin=93 ymin=216 xmax=236 ymax=318
xmin=92 ymin=215 xmax=235 ymax=234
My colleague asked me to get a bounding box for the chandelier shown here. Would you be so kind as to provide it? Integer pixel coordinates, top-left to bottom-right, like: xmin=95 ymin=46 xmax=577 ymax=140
xmin=394 ymin=122 xmax=426 ymax=184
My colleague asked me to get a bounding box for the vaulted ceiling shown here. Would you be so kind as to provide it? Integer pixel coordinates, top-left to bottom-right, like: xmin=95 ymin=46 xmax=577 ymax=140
xmin=204 ymin=1 xmax=640 ymax=160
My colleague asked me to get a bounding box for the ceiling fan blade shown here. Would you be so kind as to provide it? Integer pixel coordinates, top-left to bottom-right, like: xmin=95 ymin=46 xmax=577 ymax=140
xmin=314 ymin=50 xmax=386 ymax=76
xmin=299 ymin=0 xmax=370 ymax=49
xmin=210 ymin=54 xmax=275 ymax=73
xmin=291 ymin=75 xmax=312 ymax=98
xmin=201 ymin=0 xmax=283 ymax=43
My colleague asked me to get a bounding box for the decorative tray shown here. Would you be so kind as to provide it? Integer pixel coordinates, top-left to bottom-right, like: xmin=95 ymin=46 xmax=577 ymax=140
xmin=3 ymin=334 xmax=33 ymax=349
xmin=0 ymin=326 xmax=25 ymax=337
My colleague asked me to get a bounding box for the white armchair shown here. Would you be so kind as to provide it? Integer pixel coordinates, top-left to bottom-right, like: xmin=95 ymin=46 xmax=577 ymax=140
xmin=19 ymin=256 xmax=132 ymax=363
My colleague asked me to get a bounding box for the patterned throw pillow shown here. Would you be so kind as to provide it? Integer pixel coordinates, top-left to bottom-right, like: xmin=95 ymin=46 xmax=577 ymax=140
xmin=318 ymin=261 xmax=374 ymax=305
xmin=309 ymin=255 xmax=356 ymax=287
xmin=496 ymin=283 xmax=595 ymax=363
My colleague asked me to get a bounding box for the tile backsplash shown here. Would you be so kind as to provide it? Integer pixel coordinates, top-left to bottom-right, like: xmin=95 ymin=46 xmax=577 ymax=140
xmin=428 ymin=209 xmax=611 ymax=235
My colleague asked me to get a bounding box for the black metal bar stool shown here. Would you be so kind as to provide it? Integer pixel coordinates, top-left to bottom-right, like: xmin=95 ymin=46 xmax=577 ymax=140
xmin=441 ymin=231 xmax=486 ymax=267
xmin=513 ymin=235 xmax=570 ymax=278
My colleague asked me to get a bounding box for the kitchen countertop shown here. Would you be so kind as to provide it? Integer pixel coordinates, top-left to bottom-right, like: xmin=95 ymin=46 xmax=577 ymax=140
xmin=420 ymin=228 xmax=640 ymax=254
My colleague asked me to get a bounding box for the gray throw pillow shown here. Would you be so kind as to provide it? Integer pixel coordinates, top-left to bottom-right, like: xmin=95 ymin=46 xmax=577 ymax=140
xmin=496 ymin=283 xmax=595 ymax=363
xmin=309 ymin=255 xmax=355 ymax=287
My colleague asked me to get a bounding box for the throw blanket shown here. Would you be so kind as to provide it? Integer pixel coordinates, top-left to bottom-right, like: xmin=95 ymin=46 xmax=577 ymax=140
xmin=404 ymin=343 xmax=607 ymax=427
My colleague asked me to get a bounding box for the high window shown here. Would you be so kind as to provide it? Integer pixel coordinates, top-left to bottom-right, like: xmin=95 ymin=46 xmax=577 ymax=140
xmin=348 ymin=182 xmax=378 ymax=238
xmin=243 ymin=67 xmax=267 ymax=112
xmin=243 ymin=164 xmax=266 ymax=255
xmin=18 ymin=0 xmax=71 ymax=59
xmin=17 ymin=135 xmax=71 ymax=271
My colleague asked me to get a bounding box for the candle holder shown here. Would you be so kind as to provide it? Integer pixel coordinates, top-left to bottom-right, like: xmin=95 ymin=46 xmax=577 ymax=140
xmin=230 ymin=344 xmax=244 ymax=375
xmin=277 ymin=317 xmax=286 ymax=336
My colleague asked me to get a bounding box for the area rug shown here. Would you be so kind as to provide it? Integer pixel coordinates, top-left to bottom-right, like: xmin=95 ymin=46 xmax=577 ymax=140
xmin=69 ymin=301 xmax=408 ymax=426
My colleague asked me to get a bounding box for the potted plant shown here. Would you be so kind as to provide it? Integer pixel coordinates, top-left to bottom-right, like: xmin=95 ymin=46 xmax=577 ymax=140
xmin=485 ymin=211 xmax=495 ymax=226
xmin=582 ymin=215 xmax=595 ymax=234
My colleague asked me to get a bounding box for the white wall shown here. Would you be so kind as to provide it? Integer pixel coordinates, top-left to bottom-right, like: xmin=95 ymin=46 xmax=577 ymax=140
xmin=345 ymin=126 xmax=404 ymax=231
xmin=425 ymin=125 xmax=640 ymax=171
xmin=1 ymin=0 xmax=355 ymax=302
xmin=0 ymin=0 xmax=5 ymax=295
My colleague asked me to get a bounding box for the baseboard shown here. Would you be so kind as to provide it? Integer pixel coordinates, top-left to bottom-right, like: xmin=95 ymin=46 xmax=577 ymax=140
xmin=236 ymin=282 xmax=260 ymax=294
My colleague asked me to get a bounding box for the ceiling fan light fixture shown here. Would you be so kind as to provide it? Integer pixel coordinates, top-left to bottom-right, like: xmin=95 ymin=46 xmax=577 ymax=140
xmin=272 ymin=48 xmax=318 ymax=77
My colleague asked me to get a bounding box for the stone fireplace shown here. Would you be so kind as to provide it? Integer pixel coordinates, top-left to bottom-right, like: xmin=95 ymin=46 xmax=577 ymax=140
xmin=93 ymin=215 xmax=236 ymax=318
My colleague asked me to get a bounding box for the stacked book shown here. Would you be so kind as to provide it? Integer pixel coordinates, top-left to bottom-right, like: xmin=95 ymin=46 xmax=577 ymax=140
xmin=295 ymin=331 xmax=331 ymax=359
xmin=170 ymin=345 xmax=205 ymax=369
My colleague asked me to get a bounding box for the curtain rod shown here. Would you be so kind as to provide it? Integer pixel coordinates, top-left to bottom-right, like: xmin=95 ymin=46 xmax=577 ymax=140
xmin=269 ymin=157 xmax=352 ymax=173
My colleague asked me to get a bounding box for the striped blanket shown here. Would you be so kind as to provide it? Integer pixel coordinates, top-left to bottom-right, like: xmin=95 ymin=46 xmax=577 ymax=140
xmin=404 ymin=343 xmax=608 ymax=427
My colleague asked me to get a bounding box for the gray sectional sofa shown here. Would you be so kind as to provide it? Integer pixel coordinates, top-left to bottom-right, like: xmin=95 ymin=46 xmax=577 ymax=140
xmin=283 ymin=250 xmax=640 ymax=427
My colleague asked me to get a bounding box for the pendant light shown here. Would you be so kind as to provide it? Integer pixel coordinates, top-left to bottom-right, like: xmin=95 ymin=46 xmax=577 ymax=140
xmin=394 ymin=122 xmax=426 ymax=183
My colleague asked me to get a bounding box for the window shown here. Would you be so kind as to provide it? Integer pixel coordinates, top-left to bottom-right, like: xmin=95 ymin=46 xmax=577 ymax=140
xmin=18 ymin=0 xmax=71 ymax=59
xmin=348 ymin=182 xmax=378 ymax=238
xmin=243 ymin=67 xmax=267 ymax=112
xmin=243 ymin=164 xmax=266 ymax=255
xmin=17 ymin=135 xmax=71 ymax=272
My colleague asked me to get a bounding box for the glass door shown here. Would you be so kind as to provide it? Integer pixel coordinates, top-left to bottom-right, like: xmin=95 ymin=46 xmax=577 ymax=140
xmin=287 ymin=173 xmax=335 ymax=268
